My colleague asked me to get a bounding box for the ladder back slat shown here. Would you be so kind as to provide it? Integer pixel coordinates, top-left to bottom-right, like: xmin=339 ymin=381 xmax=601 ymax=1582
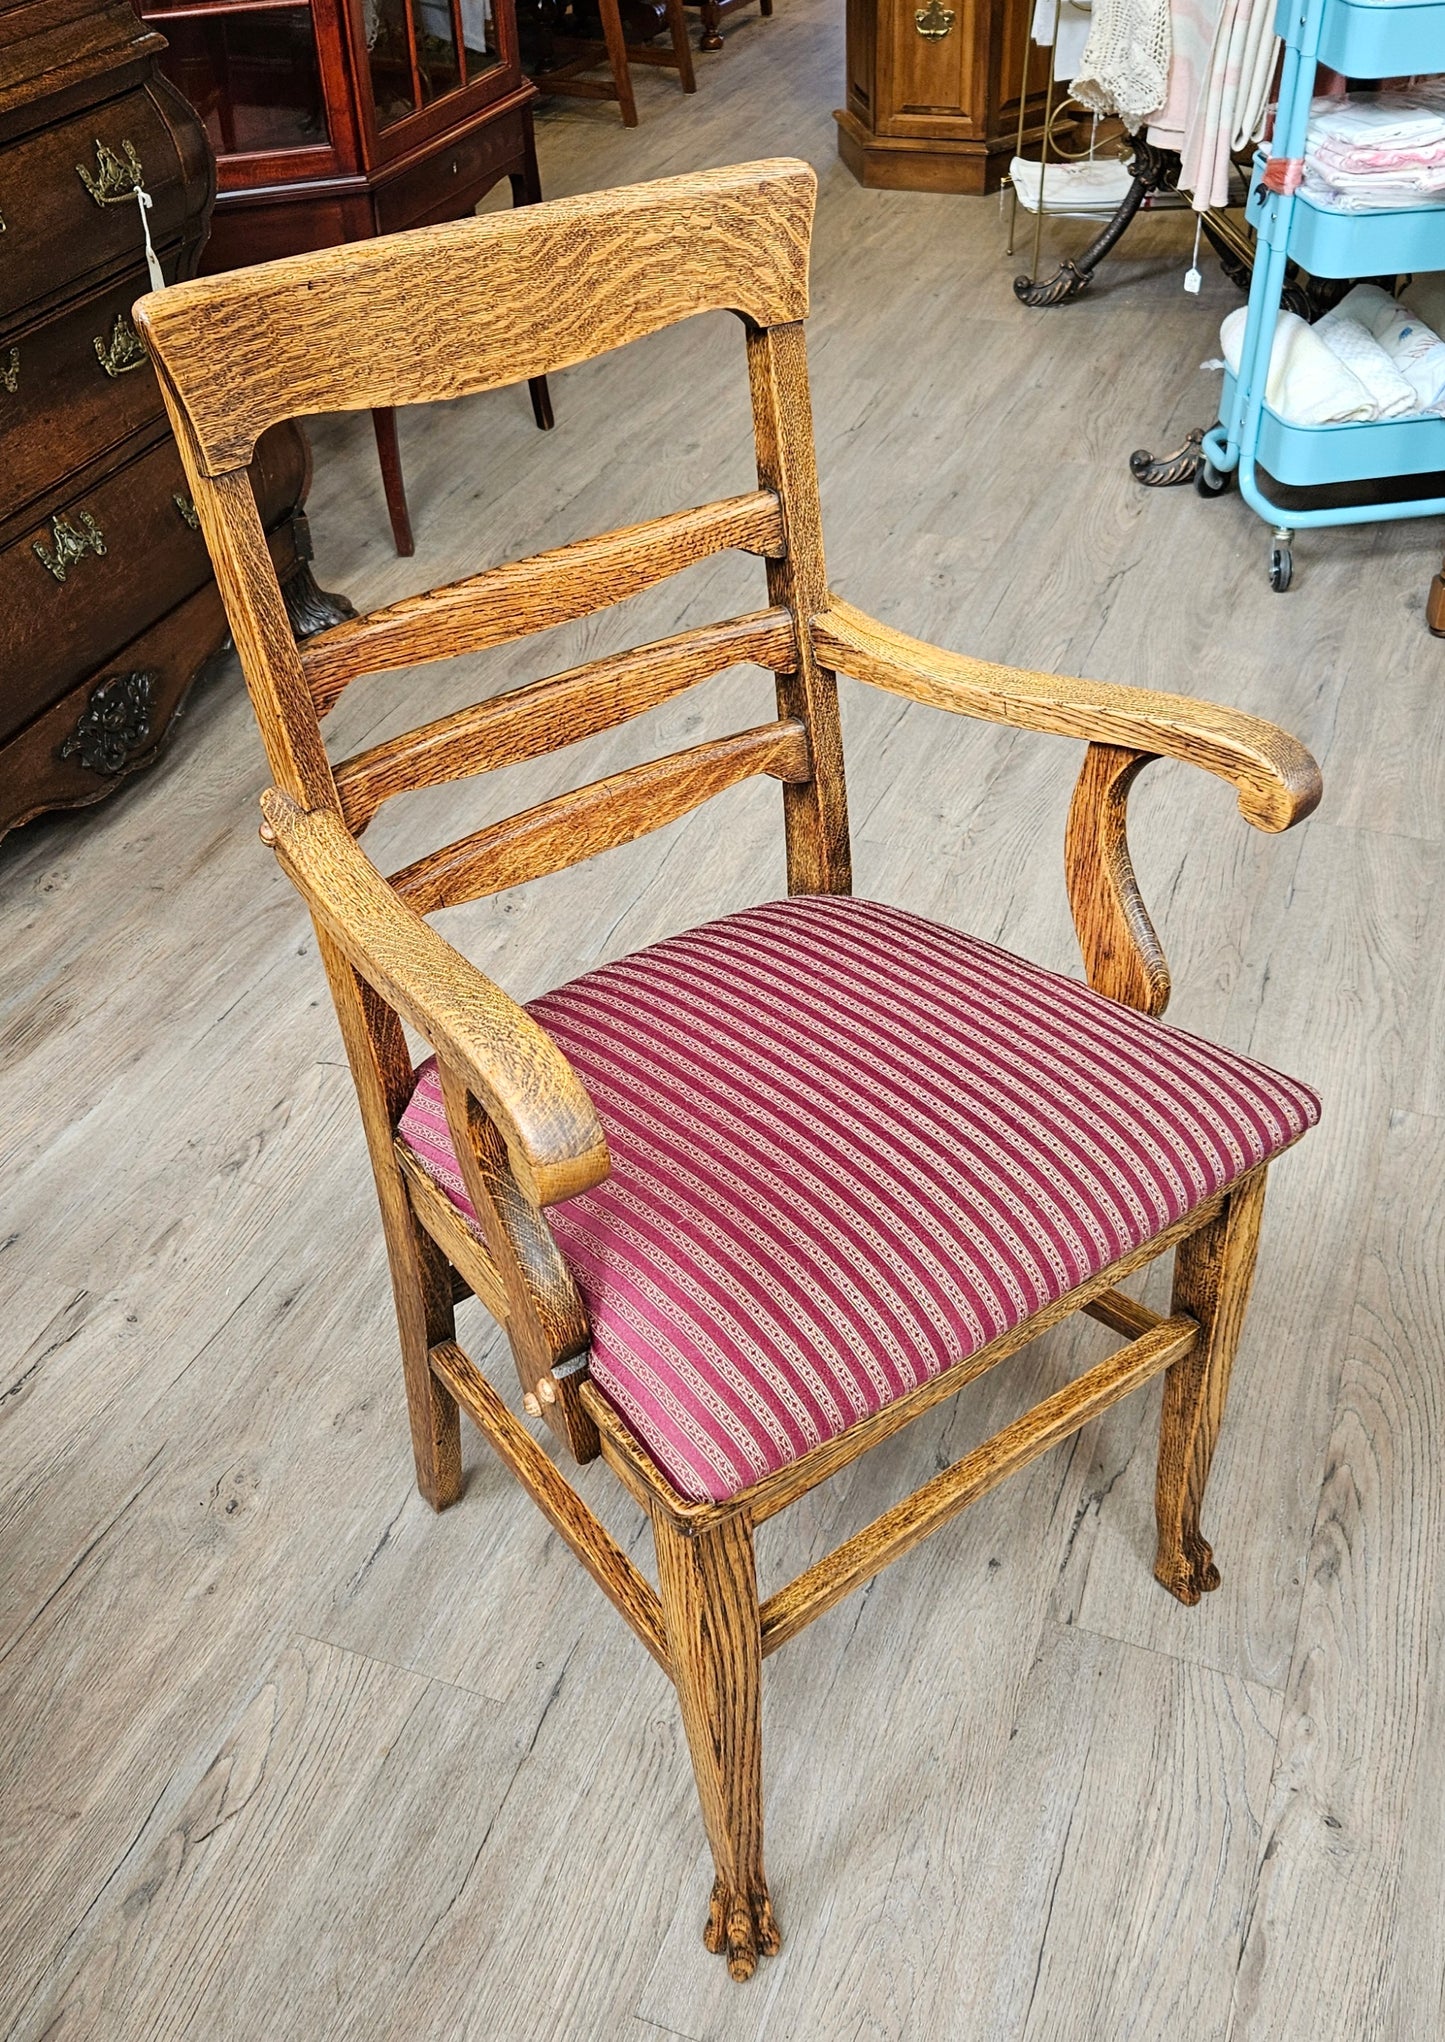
xmin=302 ymin=492 xmax=789 ymax=714
xmin=335 ymin=609 xmax=798 ymax=835
xmin=391 ymin=720 xmax=812 ymax=915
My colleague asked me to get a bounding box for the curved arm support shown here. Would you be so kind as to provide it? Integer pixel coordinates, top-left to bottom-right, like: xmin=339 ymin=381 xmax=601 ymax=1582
xmin=260 ymin=790 xmax=610 ymax=1208
xmin=1065 ymin=745 xmax=1171 ymax=1014
xmin=811 ymin=599 xmax=1322 ymax=834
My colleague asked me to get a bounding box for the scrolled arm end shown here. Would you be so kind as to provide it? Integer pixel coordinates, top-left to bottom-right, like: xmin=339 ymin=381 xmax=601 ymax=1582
xmin=810 ymin=598 xmax=1322 ymax=837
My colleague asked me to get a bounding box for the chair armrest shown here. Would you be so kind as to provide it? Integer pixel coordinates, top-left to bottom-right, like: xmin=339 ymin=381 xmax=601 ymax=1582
xmin=811 ymin=598 xmax=1321 ymax=833
xmin=260 ymin=791 xmax=610 ymax=1206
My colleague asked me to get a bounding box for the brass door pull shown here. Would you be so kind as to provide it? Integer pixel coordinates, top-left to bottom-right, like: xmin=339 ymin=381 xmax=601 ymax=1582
xmin=93 ymin=312 xmax=147 ymax=377
xmin=34 ymin=511 xmax=107 ymax=582
xmin=76 ymin=139 xmax=145 ymax=206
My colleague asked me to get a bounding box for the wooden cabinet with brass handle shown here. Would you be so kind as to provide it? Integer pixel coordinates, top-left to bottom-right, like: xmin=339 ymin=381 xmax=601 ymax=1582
xmin=0 ymin=0 xmax=353 ymax=845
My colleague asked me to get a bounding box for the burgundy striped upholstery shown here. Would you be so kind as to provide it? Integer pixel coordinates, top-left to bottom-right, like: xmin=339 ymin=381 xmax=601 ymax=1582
xmin=398 ymin=897 xmax=1318 ymax=1503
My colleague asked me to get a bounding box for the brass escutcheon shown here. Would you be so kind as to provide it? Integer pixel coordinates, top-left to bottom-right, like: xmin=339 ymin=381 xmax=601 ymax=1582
xmin=34 ymin=511 xmax=107 ymax=583
xmin=914 ymin=0 xmax=955 ymax=35
xmin=93 ymin=311 xmax=148 ymax=378
xmin=76 ymin=139 xmax=145 ymax=206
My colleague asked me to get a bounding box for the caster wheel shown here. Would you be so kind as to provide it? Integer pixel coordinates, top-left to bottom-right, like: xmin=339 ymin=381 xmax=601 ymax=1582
xmin=1195 ymin=458 xmax=1232 ymax=498
xmin=1269 ymin=543 xmax=1293 ymax=592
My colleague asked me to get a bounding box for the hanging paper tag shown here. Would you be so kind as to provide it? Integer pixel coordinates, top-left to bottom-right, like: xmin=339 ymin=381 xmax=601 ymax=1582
xmin=134 ymin=184 xmax=165 ymax=293
xmin=1183 ymin=215 xmax=1203 ymax=295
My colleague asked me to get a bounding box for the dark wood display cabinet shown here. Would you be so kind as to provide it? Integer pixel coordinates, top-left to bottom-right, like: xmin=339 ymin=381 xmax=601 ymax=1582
xmin=0 ymin=0 xmax=347 ymax=847
xmin=139 ymin=0 xmax=553 ymax=554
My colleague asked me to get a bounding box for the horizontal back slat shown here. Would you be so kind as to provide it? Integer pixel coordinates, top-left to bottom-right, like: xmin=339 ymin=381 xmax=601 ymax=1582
xmin=335 ymin=609 xmax=798 ymax=834
xmin=135 ymin=159 xmax=816 ymax=475
xmin=390 ymin=721 xmax=812 ymax=915
xmin=303 ymin=492 xmax=788 ymax=715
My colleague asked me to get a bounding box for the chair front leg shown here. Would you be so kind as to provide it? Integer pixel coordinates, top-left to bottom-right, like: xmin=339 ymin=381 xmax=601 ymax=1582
xmin=653 ymin=1510 xmax=779 ymax=1981
xmin=1155 ymin=1168 xmax=1268 ymax=1603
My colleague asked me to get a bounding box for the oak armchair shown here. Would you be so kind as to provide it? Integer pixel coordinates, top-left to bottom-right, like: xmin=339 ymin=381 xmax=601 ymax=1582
xmin=135 ymin=160 xmax=1321 ymax=1985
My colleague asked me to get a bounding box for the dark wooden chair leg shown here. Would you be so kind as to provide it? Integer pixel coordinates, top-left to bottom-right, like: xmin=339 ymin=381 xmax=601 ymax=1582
xmin=370 ymin=406 xmax=415 ymax=557
xmin=654 ymin=1511 xmax=779 ymax=1981
xmin=1428 ymin=556 xmax=1445 ymax=636
xmin=597 ymin=0 xmax=639 ymax=123
xmin=698 ymin=0 xmax=723 ymax=49
xmin=664 ymin=0 xmax=698 ymax=89
xmin=1155 ymin=1169 xmax=1268 ymax=1604
xmin=508 ymin=156 xmax=557 ymax=430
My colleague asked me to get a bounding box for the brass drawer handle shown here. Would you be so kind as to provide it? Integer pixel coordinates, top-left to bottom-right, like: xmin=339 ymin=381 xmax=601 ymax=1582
xmin=914 ymin=0 xmax=954 ymax=33
xmin=1 ymin=347 xmax=17 ymax=395
xmin=173 ymin=492 xmax=200 ymax=529
xmin=94 ymin=312 xmax=147 ymax=378
xmin=34 ymin=511 xmax=107 ymax=582
xmin=76 ymin=139 xmax=145 ymax=206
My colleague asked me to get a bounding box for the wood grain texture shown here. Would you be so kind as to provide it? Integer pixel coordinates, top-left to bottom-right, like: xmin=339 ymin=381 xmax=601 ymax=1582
xmin=390 ymin=720 xmax=812 ymax=914
xmin=303 ymin=492 xmax=788 ymax=712
xmin=1155 ymin=1169 xmax=1268 ymax=1607
xmin=430 ymin=1339 xmax=671 ymax=1673
xmin=654 ymin=1513 xmax=778 ymax=1981
xmin=1065 ymin=742 xmax=1172 ymax=1014
xmin=760 ymin=1314 xmax=1199 ymax=1658
xmin=135 ymin=159 xmax=818 ymax=473
xmin=335 ymin=608 xmax=798 ymax=833
xmin=395 ymin=1137 xmax=511 ymax=1325
xmin=261 ymin=791 xmax=609 ymax=1207
xmin=748 ymin=322 xmax=852 ymax=895
xmin=813 ymin=597 xmax=1322 ymax=833
xmin=436 ymin=1060 xmax=598 ymax=1461
xmin=1232 ymin=1112 xmax=1445 ymax=2040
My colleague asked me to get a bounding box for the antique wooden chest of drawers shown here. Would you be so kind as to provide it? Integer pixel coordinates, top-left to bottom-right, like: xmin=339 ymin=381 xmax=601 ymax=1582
xmin=0 ymin=0 xmax=348 ymax=843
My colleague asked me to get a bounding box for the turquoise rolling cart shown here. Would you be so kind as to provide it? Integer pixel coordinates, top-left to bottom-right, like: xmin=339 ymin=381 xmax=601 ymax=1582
xmin=1201 ymin=0 xmax=1445 ymax=590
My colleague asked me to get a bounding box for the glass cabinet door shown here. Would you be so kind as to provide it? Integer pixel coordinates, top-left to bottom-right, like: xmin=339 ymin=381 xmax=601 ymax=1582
xmin=360 ymin=0 xmax=501 ymax=131
xmin=142 ymin=2 xmax=334 ymax=158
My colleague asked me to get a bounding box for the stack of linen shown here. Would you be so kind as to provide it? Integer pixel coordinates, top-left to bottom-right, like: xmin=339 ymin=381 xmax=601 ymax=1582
xmin=1219 ymin=284 xmax=1445 ymax=425
xmin=1303 ymin=86 xmax=1445 ymax=211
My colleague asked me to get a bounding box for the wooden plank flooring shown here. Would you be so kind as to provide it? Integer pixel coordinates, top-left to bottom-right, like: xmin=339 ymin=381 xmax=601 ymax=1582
xmin=3 ymin=2 xmax=1442 ymax=2033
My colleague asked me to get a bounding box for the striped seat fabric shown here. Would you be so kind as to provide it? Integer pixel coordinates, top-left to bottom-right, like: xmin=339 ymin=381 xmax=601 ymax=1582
xmin=398 ymin=897 xmax=1319 ymax=1504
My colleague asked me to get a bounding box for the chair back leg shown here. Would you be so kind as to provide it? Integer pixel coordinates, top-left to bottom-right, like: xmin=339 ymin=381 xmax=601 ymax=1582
xmin=664 ymin=0 xmax=698 ymax=90
xmin=598 ymin=0 xmax=639 ymax=124
xmin=653 ymin=1510 xmax=780 ymax=1979
xmin=1154 ymin=1167 xmax=1268 ymax=1603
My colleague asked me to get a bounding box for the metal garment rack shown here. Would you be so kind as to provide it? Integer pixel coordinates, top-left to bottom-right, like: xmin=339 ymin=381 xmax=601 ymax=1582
xmin=1199 ymin=0 xmax=1445 ymax=590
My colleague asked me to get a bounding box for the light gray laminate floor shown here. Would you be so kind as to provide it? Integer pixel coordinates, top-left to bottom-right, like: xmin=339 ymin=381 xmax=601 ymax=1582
xmin=3 ymin=5 xmax=1443 ymax=2037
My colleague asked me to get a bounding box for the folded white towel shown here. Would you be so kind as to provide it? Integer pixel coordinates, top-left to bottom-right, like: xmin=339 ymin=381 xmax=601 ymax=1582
xmin=1220 ymin=305 xmax=1377 ymax=424
xmin=1008 ymin=155 xmax=1135 ymax=213
xmin=1313 ymin=310 xmax=1419 ymax=416
xmin=1332 ymin=284 xmax=1445 ymax=408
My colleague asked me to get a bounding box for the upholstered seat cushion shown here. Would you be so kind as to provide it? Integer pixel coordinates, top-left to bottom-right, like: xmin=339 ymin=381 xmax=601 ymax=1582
xmin=398 ymin=896 xmax=1318 ymax=1504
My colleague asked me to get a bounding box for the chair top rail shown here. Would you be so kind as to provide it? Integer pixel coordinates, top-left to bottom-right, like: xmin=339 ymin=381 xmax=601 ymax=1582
xmin=302 ymin=491 xmax=789 ymax=714
xmin=134 ymin=159 xmax=817 ymax=476
xmin=334 ymin=609 xmax=798 ymax=834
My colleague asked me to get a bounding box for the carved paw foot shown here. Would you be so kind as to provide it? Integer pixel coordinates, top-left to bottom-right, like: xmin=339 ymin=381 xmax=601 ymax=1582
xmin=1155 ymin=1536 xmax=1221 ymax=1605
xmin=703 ymin=1876 xmax=781 ymax=1981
